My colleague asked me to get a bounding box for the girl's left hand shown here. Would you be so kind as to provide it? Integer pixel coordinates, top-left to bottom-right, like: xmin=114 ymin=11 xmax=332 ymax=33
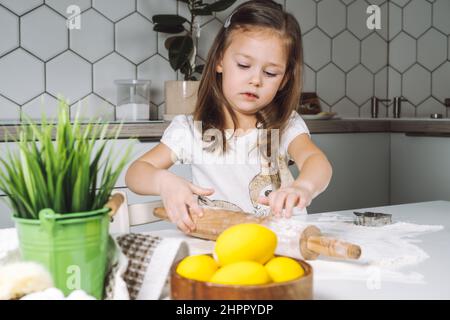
xmin=257 ymin=183 xmax=313 ymax=218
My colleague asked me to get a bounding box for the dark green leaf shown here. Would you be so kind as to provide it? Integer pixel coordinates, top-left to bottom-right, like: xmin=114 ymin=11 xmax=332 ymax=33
xmin=191 ymin=8 xmax=212 ymax=16
xmin=164 ymin=36 xmax=178 ymax=50
xmin=153 ymin=24 xmax=185 ymax=34
xmin=206 ymin=0 xmax=237 ymax=12
xmin=168 ymin=36 xmax=194 ymax=70
xmin=195 ymin=64 xmax=205 ymax=74
xmin=152 ymin=14 xmax=188 ymax=25
xmin=180 ymin=61 xmax=193 ymax=78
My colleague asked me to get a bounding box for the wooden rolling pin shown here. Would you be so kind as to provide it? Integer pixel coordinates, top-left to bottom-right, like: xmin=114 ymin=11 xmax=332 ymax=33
xmin=153 ymin=207 xmax=361 ymax=261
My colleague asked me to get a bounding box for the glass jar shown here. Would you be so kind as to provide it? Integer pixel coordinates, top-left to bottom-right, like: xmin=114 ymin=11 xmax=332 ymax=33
xmin=114 ymin=79 xmax=152 ymax=121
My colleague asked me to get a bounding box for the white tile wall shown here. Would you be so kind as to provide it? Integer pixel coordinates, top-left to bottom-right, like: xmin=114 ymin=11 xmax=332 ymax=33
xmin=21 ymin=5 xmax=68 ymax=61
xmin=348 ymin=0 xmax=372 ymax=40
xmin=196 ymin=19 xmax=223 ymax=61
xmin=70 ymin=9 xmax=114 ymax=63
xmin=0 ymin=48 xmax=44 ymax=105
xmin=403 ymin=0 xmax=431 ymax=39
xmin=361 ymin=33 xmax=387 ymax=73
xmin=347 ymin=65 xmax=373 ymax=105
xmin=417 ymin=29 xmax=447 ymax=71
xmin=416 ymin=97 xmax=445 ymax=118
xmin=0 ymin=5 xmax=18 ymax=56
xmin=0 ymin=0 xmax=448 ymax=119
xmin=115 ymin=12 xmax=156 ymax=64
xmin=403 ymin=64 xmax=431 ymax=105
xmin=22 ymin=93 xmax=59 ymax=120
xmin=0 ymin=95 xmax=19 ymax=120
xmin=46 ymin=51 xmax=92 ymax=104
xmin=389 ymin=2 xmax=402 ymax=40
xmin=92 ymin=0 xmax=135 ymax=22
xmin=285 ymin=0 xmax=316 ymax=34
xmin=388 ymin=66 xmax=402 ymax=100
xmin=70 ymin=93 xmax=115 ymax=121
xmin=302 ymin=64 xmax=315 ymax=92
xmin=317 ymin=0 xmax=346 ymax=38
xmin=432 ymin=62 xmax=450 ymax=103
xmin=390 ymin=32 xmax=416 ymax=72
xmin=375 ymin=67 xmax=388 ymax=101
xmin=0 ymin=0 xmax=43 ymax=15
xmin=45 ymin=0 xmax=91 ymax=15
xmin=137 ymin=0 xmax=176 ymax=20
xmin=333 ymin=97 xmax=359 ymax=118
xmin=303 ymin=28 xmax=331 ymax=71
xmin=137 ymin=55 xmax=177 ymax=105
xmin=332 ymin=31 xmax=360 ymax=72
xmin=389 ymin=0 xmax=450 ymax=114
xmin=434 ymin=0 xmax=450 ymax=35
xmin=93 ymin=53 xmax=136 ymax=105
xmin=316 ymin=64 xmax=345 ymax=105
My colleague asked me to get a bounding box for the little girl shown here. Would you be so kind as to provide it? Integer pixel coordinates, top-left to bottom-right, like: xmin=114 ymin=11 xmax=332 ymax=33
xmin=126 ymin=0 xmax=332 ymax=233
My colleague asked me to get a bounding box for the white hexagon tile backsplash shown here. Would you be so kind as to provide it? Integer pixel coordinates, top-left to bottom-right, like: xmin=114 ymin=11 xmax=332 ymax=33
xmin=0 ymin=0 xmax=448 ymax=121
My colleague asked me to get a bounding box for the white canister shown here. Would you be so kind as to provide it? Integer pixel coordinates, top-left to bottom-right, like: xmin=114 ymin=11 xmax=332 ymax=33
xmin=114 ymin=79 xmax=152 ymax=121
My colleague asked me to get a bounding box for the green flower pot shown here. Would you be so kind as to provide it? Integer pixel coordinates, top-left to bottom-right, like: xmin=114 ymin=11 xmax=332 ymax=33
xmin=13 ymin=207 xmax=111 ymax=299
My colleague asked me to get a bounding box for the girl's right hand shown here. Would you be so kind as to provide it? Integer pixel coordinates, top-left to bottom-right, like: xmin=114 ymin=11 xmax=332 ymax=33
xmin=159 ymin=172 xmax=214 ymax=233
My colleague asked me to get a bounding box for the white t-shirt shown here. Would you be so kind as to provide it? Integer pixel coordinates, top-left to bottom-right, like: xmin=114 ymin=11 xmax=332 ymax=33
xmin=160 ymin=111 xmax=310 ymax=216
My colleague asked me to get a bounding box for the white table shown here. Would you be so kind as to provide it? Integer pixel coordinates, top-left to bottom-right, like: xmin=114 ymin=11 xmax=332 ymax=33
xmin=310 ymin=201 xmax=450 ymax=299
xmin=2 ymin=201 xmax=449 ymax=300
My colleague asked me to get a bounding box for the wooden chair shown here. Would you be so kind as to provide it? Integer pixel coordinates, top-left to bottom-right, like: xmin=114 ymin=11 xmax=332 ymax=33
xmin=109 ymin=190 xmax=165 ymax=234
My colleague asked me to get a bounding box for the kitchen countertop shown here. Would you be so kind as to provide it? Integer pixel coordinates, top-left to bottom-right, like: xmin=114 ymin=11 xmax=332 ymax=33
xmin=2 ymin=118 xmax=450 ymax=142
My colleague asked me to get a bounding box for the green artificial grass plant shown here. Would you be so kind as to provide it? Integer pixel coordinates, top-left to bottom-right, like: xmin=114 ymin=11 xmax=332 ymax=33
xmin=0 ymin=101 xmax=135 ymax=219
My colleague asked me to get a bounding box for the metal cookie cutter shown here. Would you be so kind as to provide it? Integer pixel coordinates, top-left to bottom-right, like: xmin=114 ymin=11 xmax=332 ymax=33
xmin=353 ymin=211 xmax=392 ymax=227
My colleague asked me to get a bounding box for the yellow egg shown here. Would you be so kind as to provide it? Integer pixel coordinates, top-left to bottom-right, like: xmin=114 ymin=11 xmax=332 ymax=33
xmin=210 ymin=261 xmax=272 ymax=286
xmin=214 ymin=223 xmax=277 ymax=266
xmin=176 ymin=255 xmax=219 ymax=282
xmin=265 ymin=256 xmax=305 ymax=282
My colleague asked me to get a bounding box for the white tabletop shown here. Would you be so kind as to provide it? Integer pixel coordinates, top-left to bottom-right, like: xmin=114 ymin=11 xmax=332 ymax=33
xmin=310 ymin=201 xmax=450 ymax=300
xmin=2 ymin=201 xmax=449 ymax=300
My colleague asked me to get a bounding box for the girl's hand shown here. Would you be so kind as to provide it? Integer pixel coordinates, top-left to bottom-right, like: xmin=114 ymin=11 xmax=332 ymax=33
xmin=159 ymin=172 xmax=214 ymax=233
xmin=257 ymin=182 xmax=314 ymax=218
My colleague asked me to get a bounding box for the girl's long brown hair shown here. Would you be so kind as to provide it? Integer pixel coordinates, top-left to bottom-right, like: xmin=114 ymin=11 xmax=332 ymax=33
xmin=193 ymin=0 xmax=303 ymax=155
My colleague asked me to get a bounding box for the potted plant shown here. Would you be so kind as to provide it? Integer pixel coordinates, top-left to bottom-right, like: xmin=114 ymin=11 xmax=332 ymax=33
xmin=0 ymin=101 xmax=135 ymax=299
xmin=152 ymin=0 xmax=236 ymax=120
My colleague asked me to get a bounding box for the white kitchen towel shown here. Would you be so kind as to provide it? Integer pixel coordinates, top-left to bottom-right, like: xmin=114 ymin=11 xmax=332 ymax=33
xmin=104 ymin=233 xmax=189 ymax=300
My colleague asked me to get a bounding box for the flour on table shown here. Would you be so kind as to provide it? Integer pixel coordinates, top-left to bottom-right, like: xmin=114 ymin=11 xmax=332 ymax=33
xmin=266 ymin=214 xmax=443 ymax=283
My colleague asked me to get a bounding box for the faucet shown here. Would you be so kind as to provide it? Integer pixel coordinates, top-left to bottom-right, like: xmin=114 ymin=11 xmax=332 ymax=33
xmin=393 ymin=97 xmax=408 ymax=118
xmin=370 ymin=97 xmax=391 ymax=118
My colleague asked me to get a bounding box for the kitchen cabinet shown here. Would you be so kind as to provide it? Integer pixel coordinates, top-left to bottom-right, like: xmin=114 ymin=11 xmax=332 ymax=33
xmin=295 ymin=133 xmax=391 ymax=213
xmin=390 ymin=133 xmax=450 ymax=204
